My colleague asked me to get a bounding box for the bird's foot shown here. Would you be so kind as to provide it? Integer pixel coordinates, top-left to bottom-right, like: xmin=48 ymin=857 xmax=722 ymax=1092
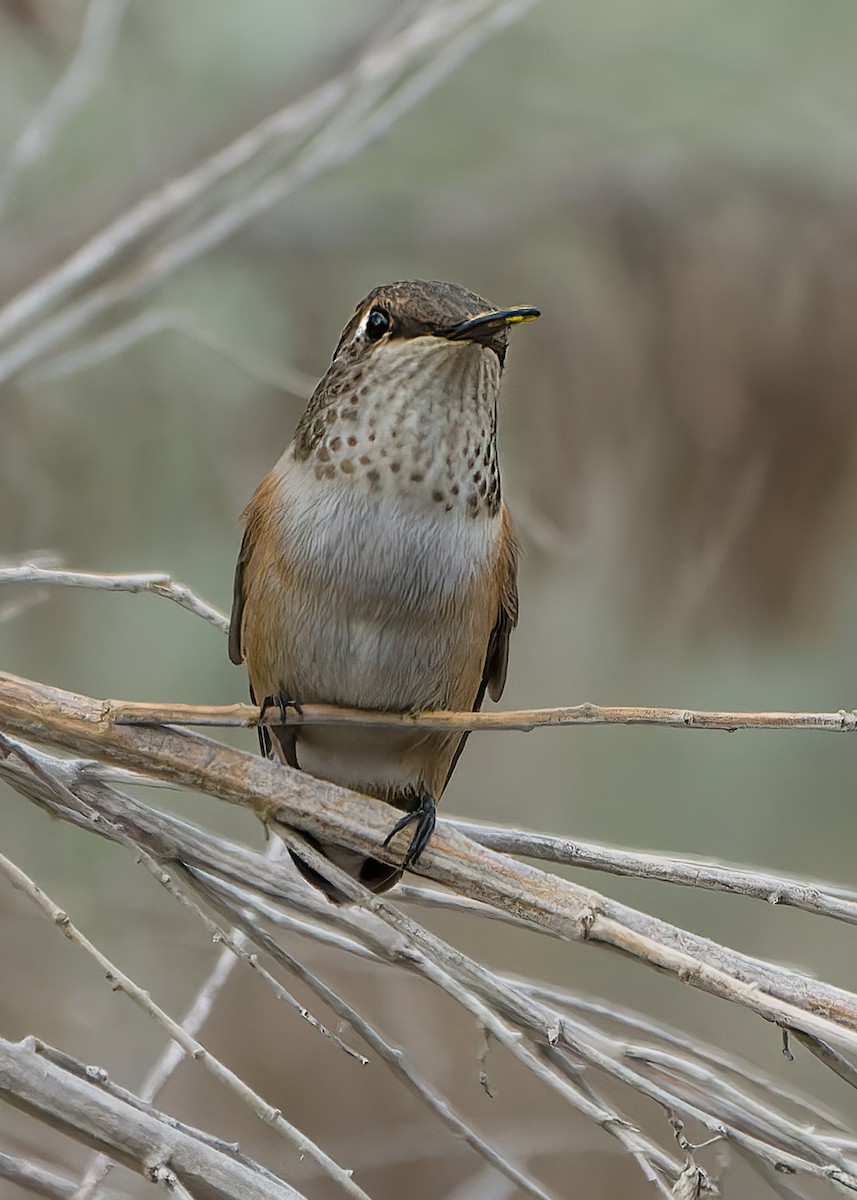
xmin=259 ymin=693 xmax=304 ymax=725
xmin=257 ymin=693 xmax=303 ymax=759
xmin=382 ymin=791 xmax=436 ymax=869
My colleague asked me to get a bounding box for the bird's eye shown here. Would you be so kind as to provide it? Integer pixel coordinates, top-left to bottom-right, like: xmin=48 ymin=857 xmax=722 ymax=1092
xmin=365 ymin=306 xmax=391 ymax=341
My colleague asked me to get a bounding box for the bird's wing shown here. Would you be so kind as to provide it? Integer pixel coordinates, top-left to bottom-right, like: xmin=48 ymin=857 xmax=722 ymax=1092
xmin=483 ymin=502 xmax=519 ymax=703
xmin=228 ymin=516 xmax=254 ymax=666
xmin=229 ymin=476 xmax=301 ymax=769
xmin=228 ymin=470 xmax=280 ymax=666
xmin=440 ymin=505 xmax=518 ymax=794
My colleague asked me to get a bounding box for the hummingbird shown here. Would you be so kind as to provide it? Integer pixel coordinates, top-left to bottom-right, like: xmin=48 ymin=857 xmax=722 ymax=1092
xmin=229 ymin=279 xmax=539 ymax=901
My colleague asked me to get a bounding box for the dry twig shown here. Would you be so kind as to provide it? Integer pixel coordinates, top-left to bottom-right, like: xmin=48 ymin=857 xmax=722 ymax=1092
xmin=0 ymin=1036 xmax=303 ymax=1200
xmin=0 ymin=0 xmax=539 ymax=389
xmin=0 ymin=564 xmax=229 ymax=634
xmin=102 ymin=697 xmax=857 ymax=736
xmin=0 ymin=847 xmax=372 ymax=1200
xmin=0 ymin=0 xmax=129 ymax=219
xmin=4 ymin=672 xmax=857 ymax=1195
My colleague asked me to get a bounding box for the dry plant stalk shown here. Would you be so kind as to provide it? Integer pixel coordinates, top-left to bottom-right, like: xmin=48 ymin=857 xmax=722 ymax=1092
xmin=3 ymin=639 xmax=857 ymax=1197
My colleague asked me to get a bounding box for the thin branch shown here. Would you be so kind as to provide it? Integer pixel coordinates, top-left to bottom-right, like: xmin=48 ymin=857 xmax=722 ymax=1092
xmin=265 ymin=829 xmax=697 ymax=1195
xmin=0 ymin=566 xmax=228 ymax=634
xmin=145 ymin=851 xmax=369 ymax=1064
xmin=0 ymin=1150 xmax=80 ymax=1200
xmin=2 ymin=732 xmax=853 ymax=1194
xmin=189 ymin=868 xmax=561 ymax=1200
xmin=72 ymin=838 xmax=357 ymax=1200
xmin=0 ymin=851 xmax=373 ymax=1200
xmin=525 ymin=987 xmax=853 ymax=1135
xmin=10 ymin=565 xmax=855 ymax=741
xmin=0 ymin=0 xmax=129 ymax=218
xmin=450 ymin=822 xmax=857 ymax=925
xmin=21 ymin=309 xmax=315 ymax=397
xmin=102 ymin=696 xmax=857 ymax=735
xmin=0 ymin=0 xmax=539 ymax=387
xmin=0 ymin=1037 xmax=303 ymax=1200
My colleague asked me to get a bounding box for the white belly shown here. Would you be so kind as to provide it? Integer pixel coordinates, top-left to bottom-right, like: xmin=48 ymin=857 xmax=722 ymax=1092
xmin=268 ymin=449 xmax=499 ymax=713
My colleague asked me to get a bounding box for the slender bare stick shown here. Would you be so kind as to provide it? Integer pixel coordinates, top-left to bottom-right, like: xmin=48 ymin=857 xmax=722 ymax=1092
xmin=9 ymin=566 xmax=855 ymax=740
xmin=0 ymin=566 xmax=228 ymax=633
xmin=0 ymin=0 xmax=129 ymax=218
xmin=0 ymin=1149 xmax=79 ymax=1200
xmin=450 ymin=822 xmax=857 ymax=924
xmin=0 ymin=1037 xmax=303 ymax=1200
xmin=0 ymin=0 xmax=539 ymax=386
xmin=22 ymin=309 xmax=316 ymax=396
xmin=0 ymin=851 xmax=372 ymax=1200
xmin=100 ymin=696 xmax=857 ymax=734
xmin=190 ymin=869 xmax=561 ymax=1200
xmin=72 ymin=839 xmax=343 ymax=1200
xmin=267 ymin=829 xmax=692 ymax=1195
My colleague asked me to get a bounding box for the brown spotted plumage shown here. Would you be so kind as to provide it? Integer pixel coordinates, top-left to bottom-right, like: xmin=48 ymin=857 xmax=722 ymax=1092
xmin=230 ymin=280 xmax=538 ymax=900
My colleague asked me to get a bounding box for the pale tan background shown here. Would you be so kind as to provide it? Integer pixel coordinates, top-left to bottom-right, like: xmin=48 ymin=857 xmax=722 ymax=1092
xmin=3 ymin=2 xmax=857 ymax=1196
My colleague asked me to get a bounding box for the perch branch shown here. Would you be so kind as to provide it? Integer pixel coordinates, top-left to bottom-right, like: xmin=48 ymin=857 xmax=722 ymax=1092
xmin=105 ymin=696 xmax=857 ymax=734
xmin=3 ymin=670 xmax=857 ymax=1057
xmin=6 ymin=564 xmax=854 ymax=738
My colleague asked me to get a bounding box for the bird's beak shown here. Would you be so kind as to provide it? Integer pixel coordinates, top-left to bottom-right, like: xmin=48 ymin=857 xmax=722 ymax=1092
xmin=439 ymin=306 xmax=540 ymax=342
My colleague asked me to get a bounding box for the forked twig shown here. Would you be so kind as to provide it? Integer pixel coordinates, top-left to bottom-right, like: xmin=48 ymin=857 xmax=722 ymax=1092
xmin=0 ymin=850 xmax=372 ymax=1200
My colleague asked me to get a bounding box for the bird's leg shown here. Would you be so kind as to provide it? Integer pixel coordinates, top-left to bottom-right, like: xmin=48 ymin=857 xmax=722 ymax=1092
xmin=383 ymin=790 xmax=437 ymax=868
xmin=257 ymin=692 xmax=303 ymax=762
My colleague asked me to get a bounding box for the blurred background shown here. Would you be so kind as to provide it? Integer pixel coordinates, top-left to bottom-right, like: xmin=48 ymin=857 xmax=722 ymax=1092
xmin=2 ymin=1 xmax=857 ymax=1196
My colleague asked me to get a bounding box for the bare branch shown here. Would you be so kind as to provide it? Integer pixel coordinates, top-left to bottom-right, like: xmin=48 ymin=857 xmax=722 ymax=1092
xmin=102 ymin=695 xmax=857 ymax=735
xmin=263 ymin=830 xmax=705 ymax=1195
xmin=0 ymin=850 xmax=373 ymax=1200
xmin=450 ymin=821 xmax=857 ymax=925
xmin=525 ymin=987 xmax=853 ymax=1134
xmin=4 ymin=667 xmax=857 ymax=1062
xmin=71 ymin=837 xmax=363 ymax=1200
xmin=0 ymin=0 xmax=129 ymax=219
xmin=0 ymin=0 xmax=539 ymax=388
xmin=10 ymin=564 xmax=853 ymax=743
xmin=189 ymin=869 xmax=561 ymax=1200
xmin=3 ymin=731 xmax=854 ymax=1194
xmin=21 ymin=309 xmax=316 ymax=397
xmin=0 ymin=1150 xmax=80 ymax=1200
xmin=0 ymin=565 xmax=228 ymax=634
xmin=0 ymin=1037 xmax=303 ymax=1200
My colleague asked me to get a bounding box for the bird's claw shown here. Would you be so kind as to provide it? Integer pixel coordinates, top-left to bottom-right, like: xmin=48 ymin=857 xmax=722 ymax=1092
xmin=383 ymin=791 xmax=436 ymax=868
xmin=259 ymin=693 xmax=304 ymax=726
